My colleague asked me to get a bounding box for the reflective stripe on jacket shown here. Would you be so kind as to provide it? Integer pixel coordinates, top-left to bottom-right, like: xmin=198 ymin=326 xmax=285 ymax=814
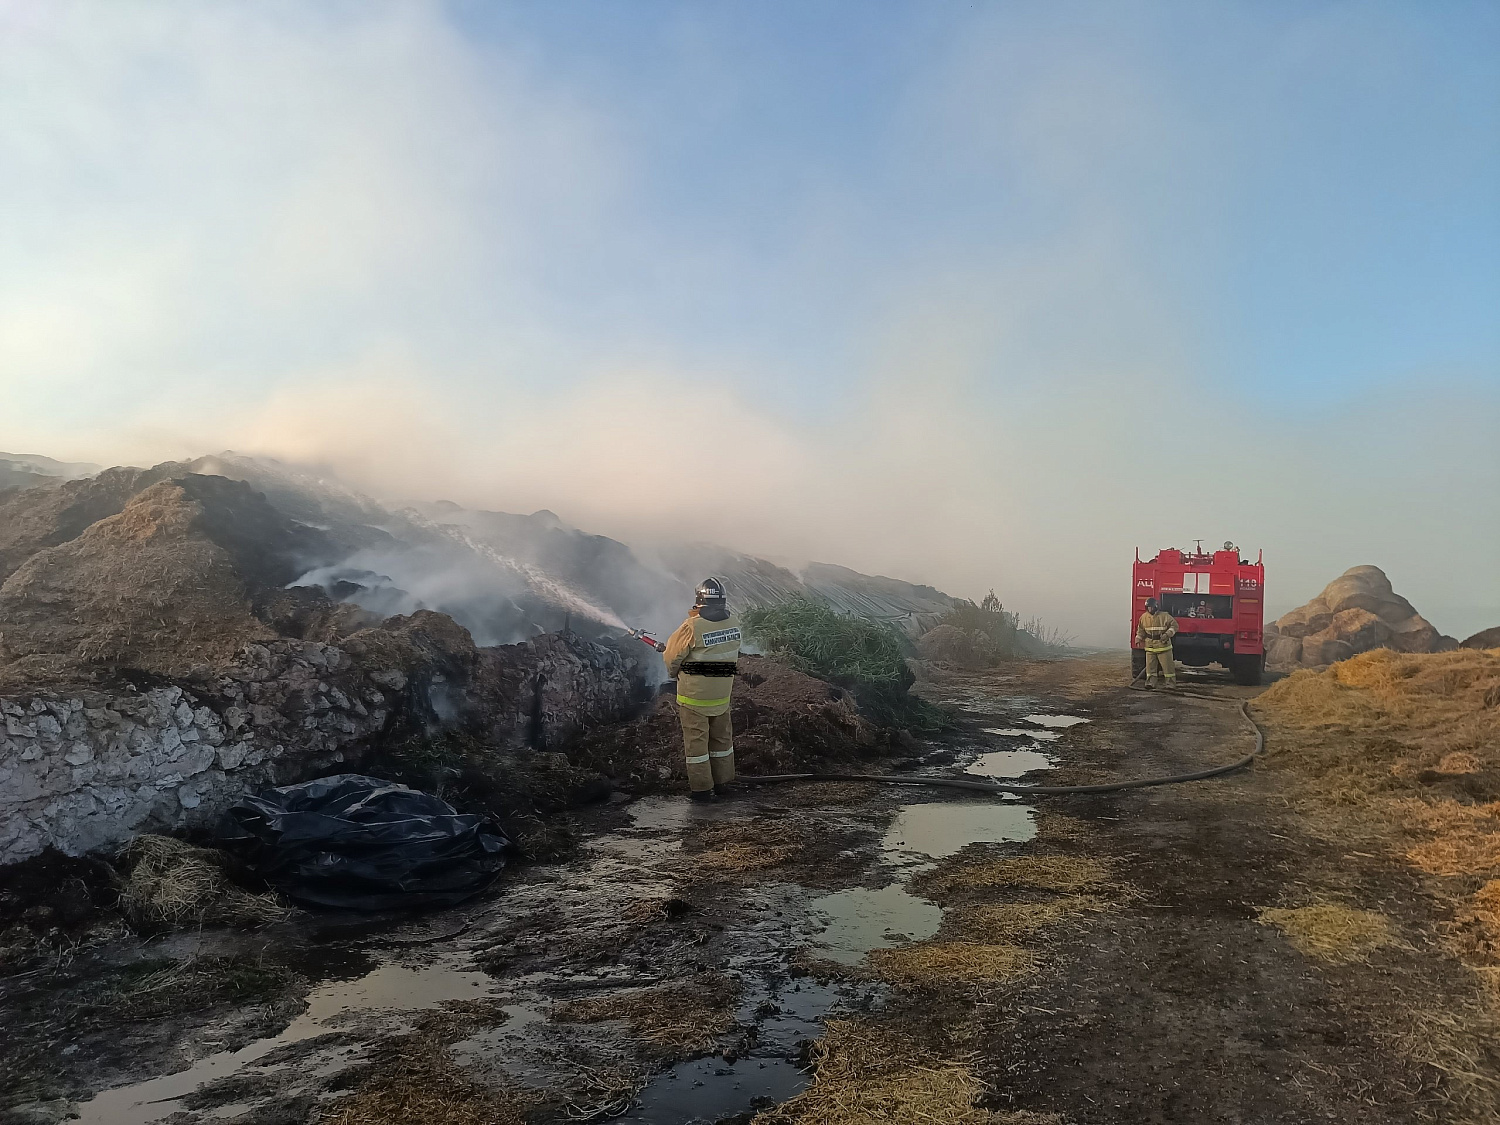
xmin=665 ymin=611 xmax=742 ymax=715
xmin=1136 ymin=610 xmax=1178 ymax=653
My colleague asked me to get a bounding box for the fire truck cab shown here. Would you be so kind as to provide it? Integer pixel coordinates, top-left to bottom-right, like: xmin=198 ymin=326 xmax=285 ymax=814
xmin=1131 ymin=542 xmax=1265 ymax=685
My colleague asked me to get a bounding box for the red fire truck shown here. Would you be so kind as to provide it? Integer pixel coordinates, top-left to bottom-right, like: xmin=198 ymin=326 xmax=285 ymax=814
xmin=1131 ymin=542 xmax=1265 ymax=684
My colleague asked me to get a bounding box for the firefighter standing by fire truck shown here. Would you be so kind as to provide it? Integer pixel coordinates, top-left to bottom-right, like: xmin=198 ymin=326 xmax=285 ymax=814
xmin=663 ymin=578 xmax=741 ymax=801
xmin=1136 ymin=597 xmax=1178 ymax=689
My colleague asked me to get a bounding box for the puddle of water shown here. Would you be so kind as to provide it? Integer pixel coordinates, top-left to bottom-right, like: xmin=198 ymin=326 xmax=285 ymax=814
xmin=625 ymin=795 xmax=695 ymax=833
xmin=965 ymin=749 xmax=1055 ymax=780
xmin=808 ymin=884 xmax=943 ymax=965
xmin=1021 ymin=713 xmax=1089 ymax=728
xmin=451 ymin=1002 xmax=546 ymax=1055
xmin=498 ymin=1001 xmax=545 ymax=1030
xmin=301 ymin=960 xmax=493 ymax=1022
xmin=622 ymin=1056 xmax=807 ymax=1123
xmin=585 ymin=797 xmax=697 ymax=877
xmin=984 ymin=727 xmax=1062 ymax=741
xmin=880 ymin=802 xmax=1036 ymax=864
xmin=619 ymin=962 xmax=888 ymax=1122
xmin=205 ymin=1102 xmax=255 ymax=1120
xmin=752 ymin=994 xmax=833 ymax=1051
xmin=807 ymin=801 xmax=1036 ymax=964
xmin=624 ymin=794 xmax=741 ymax=834
xmin=450 ymin=1001 xmax=563 ymax=1087
xmin=736 ymin=976 xmax=877 ymax=1053
xmin=71 ymin=954 xmax=497 ymax=1125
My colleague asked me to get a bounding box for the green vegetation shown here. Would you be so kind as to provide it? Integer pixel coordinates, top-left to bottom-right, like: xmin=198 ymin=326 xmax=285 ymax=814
xmin=941 ymin=591 xmax=1024 ymax=658
xmin=742 ymin=598 xmax=909 ymax=684
xmin=741 ymin=598 xmax=951 ymax=730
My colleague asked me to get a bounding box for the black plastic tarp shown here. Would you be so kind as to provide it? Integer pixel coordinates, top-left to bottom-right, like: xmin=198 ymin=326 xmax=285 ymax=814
xmin=221 ymin=774 xmax=508 ymax=911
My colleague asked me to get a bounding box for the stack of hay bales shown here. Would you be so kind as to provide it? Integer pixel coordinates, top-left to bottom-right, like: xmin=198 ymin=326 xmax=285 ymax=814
xmin=1264 ymin=565 xmax=1457 ymax=671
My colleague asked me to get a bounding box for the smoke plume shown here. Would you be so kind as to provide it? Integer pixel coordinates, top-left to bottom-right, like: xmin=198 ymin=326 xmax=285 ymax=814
xmin=1 ymin=2 xmax=1495 ymax=644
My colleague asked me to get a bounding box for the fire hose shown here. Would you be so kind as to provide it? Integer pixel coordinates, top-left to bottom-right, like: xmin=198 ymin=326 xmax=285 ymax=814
xmin=739 ymin=689 xmax=1264 ymax=797
xmin=621 ymin=620 xmax=1262 ymax=797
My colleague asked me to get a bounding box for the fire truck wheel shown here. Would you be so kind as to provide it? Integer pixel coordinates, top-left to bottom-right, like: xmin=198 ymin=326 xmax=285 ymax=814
xmin=1230 ymin=654 xmax=1263 ymax=686
xmin=1131 ymin=650 xmax=1146 ymax=679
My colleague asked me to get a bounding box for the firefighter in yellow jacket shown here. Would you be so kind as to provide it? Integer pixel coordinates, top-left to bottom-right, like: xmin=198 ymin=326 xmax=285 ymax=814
xmin=1136 ymin=597 xmax=1178 ymax=689
xmin=663 ymin=577 xmax=741 ymax=801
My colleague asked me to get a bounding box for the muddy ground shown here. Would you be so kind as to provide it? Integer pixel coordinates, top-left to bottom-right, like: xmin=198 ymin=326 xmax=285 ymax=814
xmin=3 ymin=655 xmax=1493 ymax=1124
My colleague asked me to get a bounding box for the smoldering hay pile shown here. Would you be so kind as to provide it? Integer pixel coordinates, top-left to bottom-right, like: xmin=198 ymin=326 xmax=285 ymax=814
xmin=0 ymin=452 xmax=957 ymax=863
xmin=0 ymin=462 xmax=656 ymax=863
xmin=0 ymin=451 xmax=99 ymax=495
xmin=0 ymin=450 xmax=959 ymax=657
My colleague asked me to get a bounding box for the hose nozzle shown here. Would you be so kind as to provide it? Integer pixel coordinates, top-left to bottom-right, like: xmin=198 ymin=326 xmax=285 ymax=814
xmin=626 ymin=626 xmax=666 ymax=653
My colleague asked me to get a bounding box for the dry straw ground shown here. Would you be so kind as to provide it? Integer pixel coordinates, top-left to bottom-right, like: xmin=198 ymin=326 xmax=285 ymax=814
xmin=1255 ymin=902 xmax=1397 ymax=963
xmin=683 ymin=820 xmax=806 ymax=878
xmin=869 ymin=941 xmax=1035 ymax=986
xmin=752 ymin=1019 xmax=1060 ymax=1125
xmin=1254 ymin=649 xmax=1500 ymax=954
xmin=869 ymin=894 xmax=1114 ymax=988
xmin=911 ymin=854 xmax=1112 ymax=904
xmin=319 ymin=1000 xmax=532 ymax=1125
xmin=941 ymin=898 xmax=1109 ymax=941
xmin=758 ymin=781 xmax=878 ymax=809
xmin=1255 ymin=647 xmax=1500 ymax=1121
xmin=552 ymin=972 xmax=740 ymax=1053
xmin=117 ymin=834 xmax=290 ymax=929
xmin=1254 ymin=648 xmax=1500 ymax=804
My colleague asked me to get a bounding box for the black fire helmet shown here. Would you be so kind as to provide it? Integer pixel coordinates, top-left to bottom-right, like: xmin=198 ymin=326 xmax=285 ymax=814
xmin=695 ymin=577 xmax=728 ymax=607
xmin=1144 ymin=597 xmax=1160 ymax=613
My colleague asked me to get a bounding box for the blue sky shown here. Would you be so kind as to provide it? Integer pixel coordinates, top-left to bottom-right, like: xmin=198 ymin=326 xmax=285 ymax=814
xmin=0 ymin=1 xmax=1496 ymax=640
xmin=449 ymin=0 xmax=1500 ymax=408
